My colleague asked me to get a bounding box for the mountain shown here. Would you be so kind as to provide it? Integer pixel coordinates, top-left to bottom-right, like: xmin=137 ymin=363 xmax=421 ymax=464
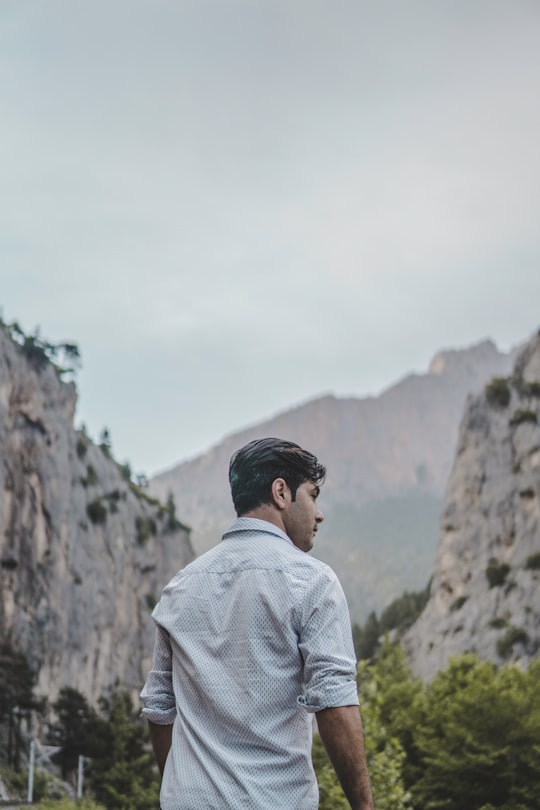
xmin=151 ymin=338 xmax=517 ymax=620
xmin=0 ymin=323 xmax=194 ymax=706
xmin=404 ymin=331 xmax=540 ymax=679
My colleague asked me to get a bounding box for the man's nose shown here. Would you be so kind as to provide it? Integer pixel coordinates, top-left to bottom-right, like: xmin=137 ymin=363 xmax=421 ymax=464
xmin=316 ymin=508 xmax=324 ymax=523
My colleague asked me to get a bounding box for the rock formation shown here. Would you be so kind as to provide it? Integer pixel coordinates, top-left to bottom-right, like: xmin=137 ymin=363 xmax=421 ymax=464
xmin=0 ymin=325 xmax=194 ymax=706
xmin=404 ymin=332 xmax=540 ymax=679
xmin=151 ymin=338 xmax=517 ymax=619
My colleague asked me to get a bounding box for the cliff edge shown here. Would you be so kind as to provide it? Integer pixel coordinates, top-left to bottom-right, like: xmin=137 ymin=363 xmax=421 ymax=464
xmin=0 ymin=324 xmax=194 ymax=705
xmin=404 ymin=331 xmax=540 ymax=678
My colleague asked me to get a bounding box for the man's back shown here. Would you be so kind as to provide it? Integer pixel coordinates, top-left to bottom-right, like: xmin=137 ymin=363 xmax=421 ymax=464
xmin=142 ymin=517 xmax=358 ymax=809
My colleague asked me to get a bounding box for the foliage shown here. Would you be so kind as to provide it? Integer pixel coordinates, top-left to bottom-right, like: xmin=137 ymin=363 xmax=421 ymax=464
xmin=313 ymin=642 xmax=413 ymax=809
xmin=76 ymin=436 xmax=88 ymax=459
xmin=509 ymin=409 xmax=538 ymax=426
xmin=353 ymin=583 xmax=431 ymax=661
xmin=36 ymin=800 xmax=105 ymax=810
xmin=485 ymin=558 xmax=510 ymax=588
xmin=83 ymin=689 xmax=159 ymax=810
xmin=525 ymin=552 xmax=540 ymax=570
xmin=485 ymin=377 xmax=511 ymax=408
xmin=0 ymin=318 xmax=81 ymax=377
xmin=99 ymin=428 xmax=111 ymax=457
xmin=135 ymin=515 xmax=157 ymax=543
xmin=86 ymin=500 xmax=107 ymax=525
xmin=84 ymin=466 xmax=98 ymax=487
xmin=48 ymin=687 xmax=94 ymax=779
xmin=450 ymin=595 xmax=468 ymax=611
xmin=409 ymin=655 xmax=540 ymax=810
xmin=353 ymin=611 xmax=381 ymax=661
xmin=496 ymin=626 xmax=529 ymax=659
xmin=0 ymin=762 xmax=51 ymax=802
xmin=0 ymin=640 xmax=44 ymax=769
xmin=489 ymin=617 xmax=508 ymax=629
xmin=511 ymin=375 xmax=540 ymax=398
xmin=165 ymin=492 xmax=183 ymax=531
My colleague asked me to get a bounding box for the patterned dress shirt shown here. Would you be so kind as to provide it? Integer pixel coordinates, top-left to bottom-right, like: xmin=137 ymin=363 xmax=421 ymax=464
xmin=140 ymin=517 xmax=359 ymax=810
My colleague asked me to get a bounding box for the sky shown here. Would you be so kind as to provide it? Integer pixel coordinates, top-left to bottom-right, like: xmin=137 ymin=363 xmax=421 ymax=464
xmin=1 ymin=0 xmax=540 ymax=477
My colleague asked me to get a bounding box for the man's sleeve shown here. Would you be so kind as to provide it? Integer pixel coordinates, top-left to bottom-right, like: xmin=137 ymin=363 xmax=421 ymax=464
xmin=296 ymin=567 xmax=359 ymax=713
xmin=140 ymin=623 xmax=177 ymax=724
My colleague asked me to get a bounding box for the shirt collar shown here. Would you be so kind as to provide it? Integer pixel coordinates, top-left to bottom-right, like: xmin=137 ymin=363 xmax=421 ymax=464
xmin=222 ymin=517 xmax=295 ymax=549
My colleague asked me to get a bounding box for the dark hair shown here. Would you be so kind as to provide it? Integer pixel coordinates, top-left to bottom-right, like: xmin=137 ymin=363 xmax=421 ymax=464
xmin=229 ymin=437 xmax=326 ymax=516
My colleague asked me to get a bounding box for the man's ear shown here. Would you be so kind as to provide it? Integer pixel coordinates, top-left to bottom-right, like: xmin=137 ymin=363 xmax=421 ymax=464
xmin=271 ymin=478 xmax=291 ymax=511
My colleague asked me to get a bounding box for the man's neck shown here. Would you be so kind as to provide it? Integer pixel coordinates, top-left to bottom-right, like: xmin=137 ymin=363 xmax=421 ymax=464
xmin=240 ymin=504 xmax=287 ymax=535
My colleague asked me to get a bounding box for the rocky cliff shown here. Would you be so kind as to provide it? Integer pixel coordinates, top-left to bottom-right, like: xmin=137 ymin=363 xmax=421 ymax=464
xmin=0 ymin=325 xmax=194 ymax=706
xmin=404 ymin=332 xmax=540 ymax=679
xmin=151 ymin=339 xmax=517 ymax=620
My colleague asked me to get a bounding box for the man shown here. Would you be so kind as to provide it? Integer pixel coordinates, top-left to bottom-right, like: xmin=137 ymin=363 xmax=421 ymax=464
xmin=141 ymin=437 xmax=374 ymax=810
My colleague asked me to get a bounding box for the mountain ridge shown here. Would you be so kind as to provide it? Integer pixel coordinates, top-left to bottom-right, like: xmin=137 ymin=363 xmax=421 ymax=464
xmin=151 ymin=337 xmax=518 ymax=620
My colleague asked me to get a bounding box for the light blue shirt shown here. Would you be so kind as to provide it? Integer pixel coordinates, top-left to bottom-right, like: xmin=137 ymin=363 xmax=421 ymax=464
xmin=141 ymin=517 xmax=359 ymax=810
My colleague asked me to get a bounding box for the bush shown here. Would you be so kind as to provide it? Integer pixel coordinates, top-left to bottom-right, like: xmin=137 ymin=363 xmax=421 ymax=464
xmin=485 ymin=558 xmax=510 ymax=588
xmin=87 ymin=500 xmax=107 ymax=525
xmin=496 ymin=626 xmax=529 ymax=659
xmin=485 ymin=377 xmax=511 ymax=408
xmin=489 ymin=617 xmax=507 ymax=629
xmin=352 ymin=584 xmax=431 ymax=661
xmin=76 ymin=437 xmax=88 ymax=459
xmin=86 ymin=465 xmax=98 ymax=486
xmin=409 ymin=655 xmax=540 ymax=810
xmin=510 ymin=409 xmax=538 ymax=427
xmin=450 ymin=595 xmax=468 ymax=612
xmin=512 ymin=376 xmax=540 ymax=398
xmin=525 ymin=552 xmax=540 ymax=570
xmin=135 ymin=515 xmax=157 ymax=543
xmin=36 ymin=800 xmax=105 ymax=810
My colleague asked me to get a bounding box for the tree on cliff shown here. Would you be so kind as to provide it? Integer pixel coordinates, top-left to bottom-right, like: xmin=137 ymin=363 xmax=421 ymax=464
xmin=0 ymin=639 xmax=44 ymax=769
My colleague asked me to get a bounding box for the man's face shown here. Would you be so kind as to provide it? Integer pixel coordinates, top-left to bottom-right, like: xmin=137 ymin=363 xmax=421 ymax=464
xmin=283 ymin=480 xmax=324 ymax=553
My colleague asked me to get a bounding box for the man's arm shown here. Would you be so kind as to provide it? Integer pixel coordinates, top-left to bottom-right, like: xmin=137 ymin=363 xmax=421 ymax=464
xmin=316 ymin=705 xmax=375 ymax=810
xmin=148 ymin=720 xmax=173 ymax=776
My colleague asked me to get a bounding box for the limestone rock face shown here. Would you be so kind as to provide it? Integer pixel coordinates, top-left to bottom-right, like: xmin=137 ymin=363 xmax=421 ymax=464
xmin=404 ymin=332 xmax=540 ymax=679
xmin=0 ymin=327 xmax=194 ymax=705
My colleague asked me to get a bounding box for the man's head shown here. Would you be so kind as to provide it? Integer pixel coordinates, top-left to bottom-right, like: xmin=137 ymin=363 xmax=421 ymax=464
xmin=229 ymin=438 xmax=326 ymax=551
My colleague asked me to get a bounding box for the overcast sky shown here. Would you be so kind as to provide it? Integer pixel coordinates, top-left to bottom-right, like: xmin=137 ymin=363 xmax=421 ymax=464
xmin=1 ymin=0 xmax=539 ymax=476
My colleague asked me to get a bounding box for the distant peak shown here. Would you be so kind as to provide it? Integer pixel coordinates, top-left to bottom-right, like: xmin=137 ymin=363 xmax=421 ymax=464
xmin=428 ymin=339 xmax=500 ymax=376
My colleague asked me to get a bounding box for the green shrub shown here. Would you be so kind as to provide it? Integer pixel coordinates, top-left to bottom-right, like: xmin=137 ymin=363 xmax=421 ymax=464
xmin=86 ymin=465 xmax=98 ymax=486
xmin=135 ymin=515 xmax=157 ymax=543
xmin=353 ymin=584 xmax=431 ymax=661
xmin=512 ymin=376 xmax=540 ymax=398
xmin=87 ymin=499 xmax=107 ymax=525
xmin=485 ymin=377 xmax=511 ymax=408
xmin=510 ymin=409 xmax=538 ymax=427
xmin=489 ymin=617 xmax=508 ymax=629
xmin=76 ymin=437 xmax=88 ymax=459
xmin=485 ymin=558 xmax=510 ymax=588
xmin=36 ymin=798 xmax=106 ymax=810
xmin=119 ymin=462 xmax=132 ymax=482
xmin=525 ymin=552 xmax=540 ymax=570
xmin=496 ymin=626 xmax=529 ymax=659
xmin=450 ymin=595 xmax=468 ymax=612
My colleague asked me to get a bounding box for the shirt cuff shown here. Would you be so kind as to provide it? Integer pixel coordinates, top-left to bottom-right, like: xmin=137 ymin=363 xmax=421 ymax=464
xmin=140 ymin=706 xmax=177 ymax=724
xmin=297 ymin=680 xmax=359 ymax=714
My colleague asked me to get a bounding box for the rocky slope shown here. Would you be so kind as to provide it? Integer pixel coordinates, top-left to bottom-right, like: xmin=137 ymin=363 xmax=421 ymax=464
xmin=404 ymin=332 xmax=540 ymax=679
xmin=0 ymin=325 xmax=194 ymax=706
xmin=152 ymin=339 xmax=517 ymax=620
